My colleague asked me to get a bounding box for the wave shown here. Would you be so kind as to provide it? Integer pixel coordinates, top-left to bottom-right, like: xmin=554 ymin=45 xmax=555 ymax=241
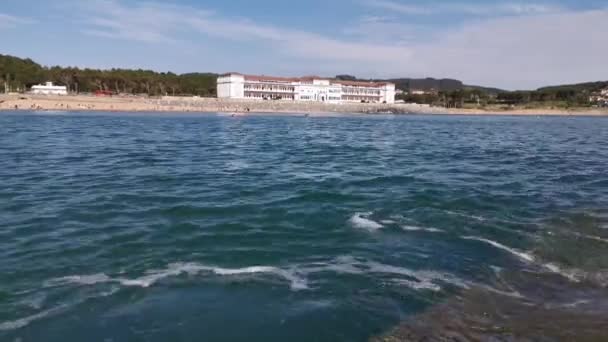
xmin=540 ymin=263 xmax=608 ymax=287
xmin=48 ymin=262 xmax=308 ymax=291
xmin=401 ymin=225 xmax=444 ymax=233
xmin=48 ymin=256 xmax=469 ymax=295
xmin=461 ymin=236 xmax=535 ymax=263
xmin=444 ymin=210 xmax=486 ymax=222
xmin=572 ymin=232 xmax=608 ymax=244
xmin=304 ymin=256 xmax=469 ymax=291
xmin=0 ymin=305 xmax=68 ymax=331
xmin=11 ymin=258 xmax=470 ymax=332
xmin=0 ymin=287 xmax=119 ymax=332
xmin=461 ymin=236 xmax=608 ymax=286
xmin=349 ymin=212 xmax=383 ymax=231
xmin=380 ymin=220 xmax=397 ymax=225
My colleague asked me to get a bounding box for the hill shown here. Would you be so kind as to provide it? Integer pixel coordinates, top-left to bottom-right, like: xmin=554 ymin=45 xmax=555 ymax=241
xmin=336 ymin=75 xmax=466 ymax=92
xmin=389 ymin=78 xmax=464 ymax=92
xmin=463 ymin=84 xmax=504 ymax=94
xmin=0 ymin=54 xmax=217 ymax=96
xmin=538 ymin=81 xmax=608 ymax=93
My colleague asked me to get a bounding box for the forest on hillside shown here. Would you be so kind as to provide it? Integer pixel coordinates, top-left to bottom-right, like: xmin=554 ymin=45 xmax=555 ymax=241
xmin=0 ymin=54 xmax=217 ymax=96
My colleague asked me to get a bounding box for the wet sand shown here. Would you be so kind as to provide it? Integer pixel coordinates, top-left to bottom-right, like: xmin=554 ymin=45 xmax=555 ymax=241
xmin=2 ymin=94 xmax=607 ymax=116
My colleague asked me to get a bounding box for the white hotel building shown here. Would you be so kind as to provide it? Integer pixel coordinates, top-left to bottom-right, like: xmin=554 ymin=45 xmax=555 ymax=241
xmin=217 ymin=73 xmax=395 ymax=104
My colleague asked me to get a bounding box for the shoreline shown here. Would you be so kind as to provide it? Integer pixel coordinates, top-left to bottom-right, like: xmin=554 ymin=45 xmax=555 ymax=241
xmin=2 ymin=94 xmax=608 ymax=116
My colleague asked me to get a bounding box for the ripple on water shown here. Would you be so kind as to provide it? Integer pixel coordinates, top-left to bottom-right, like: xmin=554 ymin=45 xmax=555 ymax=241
xmin=1 ymin=114 xmax=608 ymax=340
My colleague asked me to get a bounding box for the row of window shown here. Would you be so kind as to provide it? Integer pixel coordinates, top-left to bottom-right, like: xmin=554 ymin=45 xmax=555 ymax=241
xmin=245 ymin=86 xmax=295 ymax=92
xmin=342 ymin=89 xmax=381 ymax=95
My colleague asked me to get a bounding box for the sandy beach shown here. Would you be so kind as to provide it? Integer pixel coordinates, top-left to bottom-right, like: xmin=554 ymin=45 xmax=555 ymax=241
xmin=1 ymin=94 xmax=607 ymax=116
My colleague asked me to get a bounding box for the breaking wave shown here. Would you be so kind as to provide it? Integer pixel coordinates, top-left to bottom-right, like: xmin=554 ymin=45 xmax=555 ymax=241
xmin=462 ymin=236 xmax=535 ymax=263
xmin=303 ymin=256 xmax=469 ymax=291
xmin=461 ymin=236 xmax=608 ymax=286
xmin=47 ymin=257 xmax=469 ymax=295
xmin=48 ymin=263 xmax=308 ymax=291
xmin=4 ymin=258 xmax=471 ymax=332
xmin=0 ymin=305 xmax=67 ymax=331
xmin=349 ymin=212 xmax=384 ymax=231
xmin=402 ymin=225 xmax=444 ymax=233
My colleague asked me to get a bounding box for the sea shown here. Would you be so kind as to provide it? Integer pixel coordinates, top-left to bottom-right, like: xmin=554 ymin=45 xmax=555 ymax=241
xmin=1 ymin=111 xmax=607 ymax=341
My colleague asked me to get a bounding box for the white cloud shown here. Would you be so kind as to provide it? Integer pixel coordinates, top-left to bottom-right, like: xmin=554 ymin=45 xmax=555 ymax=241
xmin=405 ymin=9 xmax=608 ymax=89
xmin=77 ymin=0 xmax=412 ymax=63
xmin=0 ymin=13 xmax=34 ymax=29
xmin=343 ymin=16 xmax=435 ymax=46
xmin=365 ymin=0 xmax=564 ymax=16
xmin=71 ymin=0 xmax=608 ymax=89
xmin=77 ymin=0 xmax=210 ymax=43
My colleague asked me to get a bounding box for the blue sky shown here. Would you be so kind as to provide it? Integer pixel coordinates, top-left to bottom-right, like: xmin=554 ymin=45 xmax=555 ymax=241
xmin=1 ymin=0 xmax=607 ymax=89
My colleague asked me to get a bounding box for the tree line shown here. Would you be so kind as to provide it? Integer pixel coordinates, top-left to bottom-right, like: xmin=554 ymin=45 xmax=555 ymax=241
xmin=397 ymin=86 xmax=606 ymax=108
xmin=0 ymin=54 xmax=217 ymax=96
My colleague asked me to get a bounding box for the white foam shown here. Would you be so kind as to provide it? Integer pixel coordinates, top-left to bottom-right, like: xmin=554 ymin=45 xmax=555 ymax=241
xmin=474 ymin=284 xmax=525 ymax=299
xmin=462 ymin=237 xmax=606 ymax=285
xmin=391 ymin=278 xmax=442 ymax=291
xmin=349 ymin=212 xmax=383 ymax=231
xmin=49 ymin=262 xmax=308 ymax=291
xmin=462 ymin=236 xmax=535 ymax=263
xmin=46 ymin=256 xmax=467 ymax=302
xmin=303 ymin=256 xmax=468 ymax=292
xmin=47 ymin=274 xmax=112 ymax=287
xmin=401 ymin=225 xmax=443 ymax=233
xmin=365 ymin=261 xmax=470 ymax=290
xmin=574 ymin=233 xmax=608 ymax=244
xmin=207 ymin=265 xmax=308 ymax=290
xmin=445 ymin=210 xmax=486 ymax=222
xmin=19 ymin=294 xmax=46 ymax=310
xmin=0 ymin=305 xmax=67 ymax=331
xmin=0 ymin=286 xmax=125 ymax=332
xmin=225 ymin=160 xmax=250 ymax=171
xmin=380 ymin=220 xmax=397 ymax=225
xmin=541 ymin=263 xmax=581 ymax=282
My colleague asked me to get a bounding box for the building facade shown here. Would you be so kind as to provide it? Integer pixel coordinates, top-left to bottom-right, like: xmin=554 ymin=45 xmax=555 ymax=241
xmin=31 ymin=82 xmax=68 ymax=95
xmin=217 ymin=73 xmax=395 ymax=104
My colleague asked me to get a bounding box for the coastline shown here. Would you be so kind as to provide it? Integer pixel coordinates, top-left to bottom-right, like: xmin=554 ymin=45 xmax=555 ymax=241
xmin=2 ymin=94 xmax=608 ymax=116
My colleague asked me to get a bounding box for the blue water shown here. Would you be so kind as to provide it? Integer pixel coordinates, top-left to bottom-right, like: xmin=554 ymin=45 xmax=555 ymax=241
xmin=1 ymin=112 xmax=607 ymax=341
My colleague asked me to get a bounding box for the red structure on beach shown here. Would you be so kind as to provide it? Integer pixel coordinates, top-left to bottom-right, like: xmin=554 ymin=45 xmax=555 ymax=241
xmin=94 ymin=90 xmax=114 ymax=97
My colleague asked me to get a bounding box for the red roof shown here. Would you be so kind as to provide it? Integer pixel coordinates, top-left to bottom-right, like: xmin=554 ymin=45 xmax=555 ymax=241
xmin=244 ymin=75 xmax=301 ymax=82
xmin=333 ymin=80 xmax=390 ymax=87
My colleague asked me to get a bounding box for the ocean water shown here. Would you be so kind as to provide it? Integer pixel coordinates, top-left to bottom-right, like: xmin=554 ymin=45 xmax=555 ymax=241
xmin=1 ymin=112 xmax=608 ymax=341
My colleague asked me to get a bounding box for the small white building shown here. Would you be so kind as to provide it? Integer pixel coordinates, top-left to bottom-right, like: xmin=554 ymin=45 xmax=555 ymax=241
xmin=217 ymin=73 xmax=395 ymax=104
xmin=31 ymin=82 xmax=68 ymax=95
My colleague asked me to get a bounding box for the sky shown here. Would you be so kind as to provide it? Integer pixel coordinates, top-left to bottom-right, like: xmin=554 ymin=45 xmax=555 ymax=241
xmin=0 ymin=0 xmax=607 ymax=89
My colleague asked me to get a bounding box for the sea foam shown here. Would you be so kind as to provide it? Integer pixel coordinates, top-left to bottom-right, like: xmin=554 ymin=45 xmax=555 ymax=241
xmin=0 ymin=305 xmax=68 ymax=331
xmin=303 ymin=256 xmax=468 ymax=292
xmin=48 ymin=262 xmax=308 ymax=291
xmin=460 ymin=236 xmax=597 ymax=284
xmin=401 ymin=225 xmax=444 ymax=233
xmin=349 ymin=212 xmax=383 ymax=231
xmin=462 ymin=236 xmax=535 ymax=263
